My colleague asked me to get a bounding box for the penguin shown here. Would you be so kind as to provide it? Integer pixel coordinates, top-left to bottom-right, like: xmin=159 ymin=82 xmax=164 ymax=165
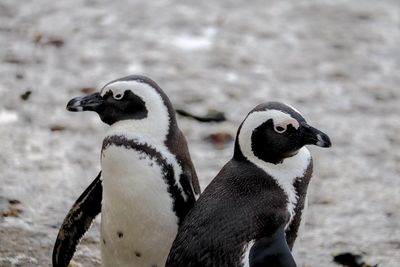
xmin=52 ymin=75 xmax=201 ymax=267
xmin=166 ymin=101 xmax=331 ymax=267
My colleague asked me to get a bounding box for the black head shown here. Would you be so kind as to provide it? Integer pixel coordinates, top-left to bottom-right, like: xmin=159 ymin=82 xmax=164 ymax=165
xmin=234 ymin=102 xmax=331 ymax=164
xmin=66 ymin=75 xmax=175 ymax=126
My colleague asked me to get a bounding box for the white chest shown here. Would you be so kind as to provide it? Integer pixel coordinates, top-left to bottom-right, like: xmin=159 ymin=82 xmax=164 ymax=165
xmin=100 ymin=144 xmax=178 ymax=267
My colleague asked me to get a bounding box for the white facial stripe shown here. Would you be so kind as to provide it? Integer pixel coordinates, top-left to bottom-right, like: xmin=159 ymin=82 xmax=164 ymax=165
xmin=275 ymin=118 xmax=299 ymax=132
xmin=100 ymin=81 xmax=132 ymax=97
xmin=102 ymin=80 xmax=188 ymax=200
xmin=103 ymin=80 xmax=169 ymax=143
xmin=239 ymin=110 xmax=299 ymax=150
xmin=238 ymin=110 xmax=311 ymax=225
xmin=247 ymin=110 xmax=298 ymax=132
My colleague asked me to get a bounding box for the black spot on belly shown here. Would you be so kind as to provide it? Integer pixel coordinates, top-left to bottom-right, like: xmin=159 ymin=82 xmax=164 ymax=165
xmin=134 ymin=251 xmax=141 ymax=257
xmin=117 ymin=231 xmax=124 ymax=238
xmin=103 ymin=239 xmax=106 ymax=245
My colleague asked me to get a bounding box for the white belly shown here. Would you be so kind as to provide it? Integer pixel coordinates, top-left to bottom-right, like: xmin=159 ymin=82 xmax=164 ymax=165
xmin=100 ymin=145 xmax=178 ymax=267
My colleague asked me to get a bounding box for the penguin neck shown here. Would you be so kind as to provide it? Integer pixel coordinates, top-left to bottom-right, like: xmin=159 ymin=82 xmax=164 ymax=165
xmin=105 ymin=112 xmax=171 ymax=148
xmin=236 ymin=144 xmax=312 ymax=223
xmin=237 ymin=145 xmax=311 ymax=183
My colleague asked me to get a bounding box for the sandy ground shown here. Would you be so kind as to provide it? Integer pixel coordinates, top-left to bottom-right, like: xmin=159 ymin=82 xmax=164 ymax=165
xmin=0 ymin=0 xmax=399 ymax=266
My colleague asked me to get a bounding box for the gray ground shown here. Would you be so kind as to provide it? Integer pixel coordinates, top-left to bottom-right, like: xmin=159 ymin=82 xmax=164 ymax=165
xmin=0 ymin=0 xmax=399 ymax=266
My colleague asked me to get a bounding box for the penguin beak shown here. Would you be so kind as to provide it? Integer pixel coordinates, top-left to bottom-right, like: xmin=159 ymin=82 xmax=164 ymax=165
xmin=301 ymin=123 xmax=331 ymax=148
xmin=67 ymin=93 xmax=105 ymax=112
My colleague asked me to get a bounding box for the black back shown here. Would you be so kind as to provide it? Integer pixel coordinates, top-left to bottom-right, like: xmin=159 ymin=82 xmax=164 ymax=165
xmin=166 ymin=159 xmax=299 ymax=267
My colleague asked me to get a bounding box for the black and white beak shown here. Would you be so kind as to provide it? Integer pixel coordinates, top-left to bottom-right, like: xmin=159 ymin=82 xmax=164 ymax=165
xmin=66 ymin=93 xmax=104 ymax=113
xmin=301 ymin=123 xmax=331 ymax=148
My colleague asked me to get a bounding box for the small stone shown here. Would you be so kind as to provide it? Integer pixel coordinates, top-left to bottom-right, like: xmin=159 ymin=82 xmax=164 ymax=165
xmin=117 ymin=231 xmax=123 ymax=238
xmin=0 ymin=207 xmax=23 ymax=217
xmin=20 ymin=91 xmax=32 ymax=101
xmin=8 ymin=199 xmax=21 ymax=205
xmin=45 ymin=38 xmax=65 ymax=48
xmin=50 ymin=125 xmax=66 ymax=132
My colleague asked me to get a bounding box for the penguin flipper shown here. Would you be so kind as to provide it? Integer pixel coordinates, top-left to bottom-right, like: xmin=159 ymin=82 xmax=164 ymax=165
xmin=249 ymin=226 xmax=297 ymax=267
xmin=52 ymin=172 xmax=102 ymax=267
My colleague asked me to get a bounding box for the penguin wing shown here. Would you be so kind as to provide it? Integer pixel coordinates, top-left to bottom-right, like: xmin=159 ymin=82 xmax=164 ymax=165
xmin=249 ymin=226 xmax=297 ymax=267
xmin=52 ymin=172 xmax=102 ymax=267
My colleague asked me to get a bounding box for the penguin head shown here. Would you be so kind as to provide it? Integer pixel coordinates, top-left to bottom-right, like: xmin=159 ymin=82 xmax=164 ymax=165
xmin=235 ymin=102 xmax=331 ymax=164
xmin=67 ymin=75 xmax=176 ymax=126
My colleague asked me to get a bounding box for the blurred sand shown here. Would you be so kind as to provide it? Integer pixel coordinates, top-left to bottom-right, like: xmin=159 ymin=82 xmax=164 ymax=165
xmin=0 ymin=0 xmax=399 ymax=266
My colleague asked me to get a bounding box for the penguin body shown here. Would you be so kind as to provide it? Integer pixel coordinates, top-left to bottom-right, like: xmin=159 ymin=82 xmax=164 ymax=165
xmin=53 ymin=75 xmax=200 ymax=267
xmin=166 ymin=102 xmax=331 ymax=267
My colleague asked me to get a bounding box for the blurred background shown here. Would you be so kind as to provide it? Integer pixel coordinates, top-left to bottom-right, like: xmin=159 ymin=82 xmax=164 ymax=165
xmin=0 ymin=0 xmax=399 ymax=266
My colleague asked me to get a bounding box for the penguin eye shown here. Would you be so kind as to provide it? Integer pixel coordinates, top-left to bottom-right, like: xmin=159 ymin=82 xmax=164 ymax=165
xmin=113 ymin=93 xmax=123 ymax=100
xmin=274 ymin=125 xmax=286 ymax=134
